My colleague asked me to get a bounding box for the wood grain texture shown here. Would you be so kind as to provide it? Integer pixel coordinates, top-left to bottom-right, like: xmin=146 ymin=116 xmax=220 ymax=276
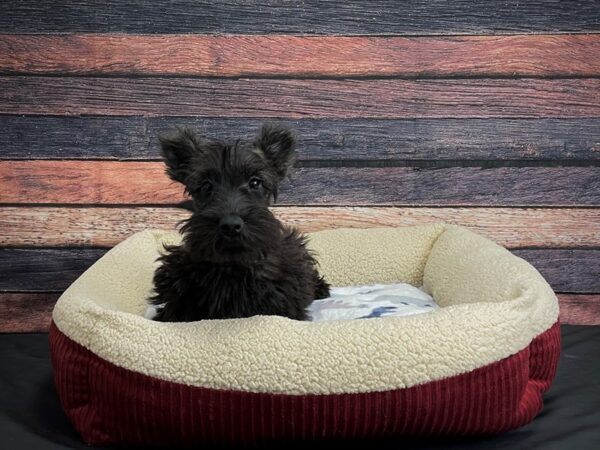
xmin=3 ymin=34 xmax=600 ymax=77
xmin=0 ymin=161 xmax=184 ymax=204
xmin=1 ymin=207 xmax=599 ymax=249
xmin=512 ymin=249 xmax=600 ymax=294
xmin=0 ymin=248 xmax=597 ymax=293
xmin=0 ymin=248 xmax=105 ymax=291
xmin=1 ymin=162 xmax=599 ymax=206
xmin=1 ymin=1 xmax=598 ymax=34
xmin=1 ymin=293 xmax=598 ymax=333
xmin=558 ymin=294 xmax=600 ymax=326
xmin=2 ymin=77 xmax=600 ymax=118
xmin=3 ymin=116 xmax=600 ymax=161
xmin=0 ymin=293 xmax=56 ymax=333
xmin=284 ymin=167 xmax=600 ymax=206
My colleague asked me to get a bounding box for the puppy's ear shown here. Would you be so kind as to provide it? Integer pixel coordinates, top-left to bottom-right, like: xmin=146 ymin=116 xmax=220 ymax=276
xmin=159 ymin=127 xmax=201 ymax=184
xmin=255 ymin=123 xmax=296 ymax=179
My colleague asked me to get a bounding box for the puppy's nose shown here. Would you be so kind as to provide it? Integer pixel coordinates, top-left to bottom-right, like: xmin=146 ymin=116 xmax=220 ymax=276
xmin=219 ymin=215 xmax=244 ymax=237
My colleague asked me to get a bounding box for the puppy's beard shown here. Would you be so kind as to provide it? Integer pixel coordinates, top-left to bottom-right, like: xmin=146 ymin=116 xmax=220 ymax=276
xmin=186 ymin=234 xmax=262 ymax=265
xmin=214 ymin=236 xmax=248 ymax=258
xmin=182 ymin=211 xmax=282 ymax=265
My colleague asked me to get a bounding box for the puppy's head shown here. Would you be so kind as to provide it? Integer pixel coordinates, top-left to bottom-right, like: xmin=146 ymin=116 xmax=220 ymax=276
xmin=160 ymin=123 xmax=296 ymax=263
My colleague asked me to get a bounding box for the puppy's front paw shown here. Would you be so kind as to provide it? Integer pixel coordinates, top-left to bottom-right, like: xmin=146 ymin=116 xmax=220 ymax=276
xmin=314 ymin=276 xmax=331 ymax=300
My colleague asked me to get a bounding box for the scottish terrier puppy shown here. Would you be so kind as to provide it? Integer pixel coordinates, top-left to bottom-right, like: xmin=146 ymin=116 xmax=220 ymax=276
xmin=150 ymin=124 xmax=330 ymax=322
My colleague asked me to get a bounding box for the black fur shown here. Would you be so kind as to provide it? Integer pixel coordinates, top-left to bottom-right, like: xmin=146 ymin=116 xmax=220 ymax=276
xmin=151 ymin=124 xmax=330 ymax=322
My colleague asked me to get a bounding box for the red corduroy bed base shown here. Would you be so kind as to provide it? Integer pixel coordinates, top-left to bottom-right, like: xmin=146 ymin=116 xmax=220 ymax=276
xmin=49 ymin=321 xmax=560 ymax=446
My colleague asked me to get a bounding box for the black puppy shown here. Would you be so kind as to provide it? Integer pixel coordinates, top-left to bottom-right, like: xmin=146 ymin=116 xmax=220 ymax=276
xmin=150 ymin=124 xmax=330 ymax=322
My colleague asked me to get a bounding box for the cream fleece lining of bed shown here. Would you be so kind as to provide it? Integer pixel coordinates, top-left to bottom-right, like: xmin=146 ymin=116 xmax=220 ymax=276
xmin=52 ymin=224 xmax=559 ymax=395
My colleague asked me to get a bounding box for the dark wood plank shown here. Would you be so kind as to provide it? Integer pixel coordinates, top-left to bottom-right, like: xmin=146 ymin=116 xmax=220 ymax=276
xmin=0 ymin=293 xmax=56 ymax=333
xmin=0 ymin=248 xmax=106 ymax=292
xmin=285 ymin=167 xmax=600 ymax=206
xmin=0 ymin=116 xmax=148 ymax=160
xmin=1 ymin=293 xmax=598 ymax=333
xmin=513 ymin=249 xmax=600 ymax=295
xmin=1 ymin=1 xmax=598 ymax=34
xmin=3 ymin=116 xmax=600 ymax=161
xmin=2 ymin=206 xmax=599 ymax=249
xmin=2 ymin=77 xmax=600 ymax=118
xmin=3 ymin=34 xmax=600 ymax=77
xmin=0 ymin=248 xmax=597 ymax=293
xmin=1 ymin=162 xmax=599 ymax=206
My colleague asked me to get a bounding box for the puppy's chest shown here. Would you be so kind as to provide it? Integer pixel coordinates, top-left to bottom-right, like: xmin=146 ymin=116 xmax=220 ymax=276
xmin=184 ymin=263 xmax=274 ymax=298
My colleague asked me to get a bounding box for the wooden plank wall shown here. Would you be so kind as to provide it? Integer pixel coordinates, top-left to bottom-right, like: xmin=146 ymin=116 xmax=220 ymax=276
xmin=1 ymin=1 xmax=599 ymax=332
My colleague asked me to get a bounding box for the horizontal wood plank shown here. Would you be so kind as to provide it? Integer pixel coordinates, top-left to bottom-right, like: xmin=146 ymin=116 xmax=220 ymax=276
xmin=1 ymin=293 xmax=598 ymax=333
xmin=512 ymin=249 xmax=600 ymax=294
xmin=0 ymin=293 xmax=55 ymax=333
xmin=2 ymin=77 xmax=600 ymax=118
xmin=0 ymin=248 xmax=106 ymax=292
xmin=1 ymin=1 xmax=598 ymax=34
xmin=558 ymin=294 xmax=600 ymax=326
xmin=3 ymin=34 xmax=600 ymax=77
xmin=0 ymin=161 xmax=183 ymax=204
xmin=0 ymin=116 xmax=149 ymax=160
xmin=0 ymin=247 xmax=597 ymax=293
xmin=1 ymin=161 xmax=598 ymax=206
xmin=3 ymin=116 xmax=600 ymax=161
xmin=1 ymin=206 xmax=599 ymax=249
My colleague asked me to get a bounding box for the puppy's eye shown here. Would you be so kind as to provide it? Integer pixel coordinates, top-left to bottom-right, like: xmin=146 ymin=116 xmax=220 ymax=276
xmin=248 ymin=177 xmax=263 ymax=190
xmin=198 ymin=181 xmax=213 ymax=194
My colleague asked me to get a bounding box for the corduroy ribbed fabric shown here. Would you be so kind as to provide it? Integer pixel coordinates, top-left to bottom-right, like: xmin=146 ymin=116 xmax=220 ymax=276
xmin=49 ymin=321 xmax=560 ymax=447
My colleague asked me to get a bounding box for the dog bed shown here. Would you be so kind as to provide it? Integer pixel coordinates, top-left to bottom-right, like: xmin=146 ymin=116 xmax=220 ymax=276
xmin=49 ymin=224 xmax=560 ymax=446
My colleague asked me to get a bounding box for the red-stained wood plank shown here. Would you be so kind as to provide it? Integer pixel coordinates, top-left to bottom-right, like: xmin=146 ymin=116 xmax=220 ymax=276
xmin=1 ymin=77 xmax=599 ymax=118
xmin=1 ymin=206 xmax=599 ymax=249
xmin=1 ymin=293 xmax=597 ymax=333
xmin=558 ymin=294 xmax=600 ymax=326
xmin=0 ymin=293 xmax=55 ymax=333
xmin=1 ymin=162 xmax=599 ymax=206
xmin=0 ymin=161 xmax=184 ymax=204
xmin=2 ymin=35 xmax=600 ymax=77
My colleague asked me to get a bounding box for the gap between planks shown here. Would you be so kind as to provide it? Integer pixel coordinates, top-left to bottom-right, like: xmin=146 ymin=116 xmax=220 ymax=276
xmin=0 ymin=206 xmax=599 ymax=249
